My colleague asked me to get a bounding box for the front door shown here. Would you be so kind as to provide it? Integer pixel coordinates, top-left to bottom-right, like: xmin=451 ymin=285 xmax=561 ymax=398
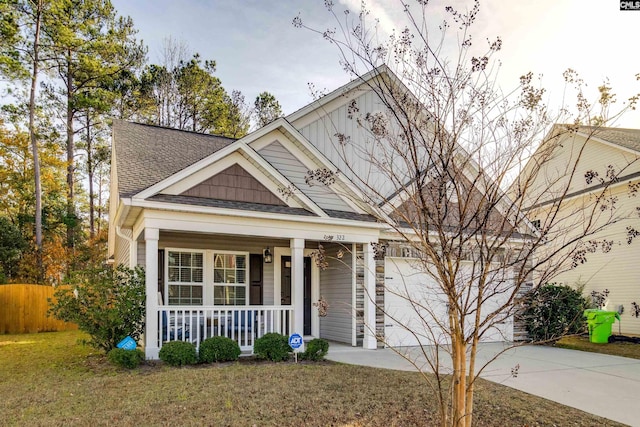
xmin=281 ymin=256 xmax=312 ymax=335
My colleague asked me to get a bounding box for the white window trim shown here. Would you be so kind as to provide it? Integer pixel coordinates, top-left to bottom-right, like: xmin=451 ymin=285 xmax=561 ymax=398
xmin=212 ymin=250 xmax=250 ymax=306
xmin=165 ymin=248 xmax=205 ymax=306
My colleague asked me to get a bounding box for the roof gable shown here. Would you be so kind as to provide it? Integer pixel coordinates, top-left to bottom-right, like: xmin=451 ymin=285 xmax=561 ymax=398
xmin=132 ymin=118 xmax=381 ymax=218
xmin=577 ymin=126 xmax=640 ymax=154
xmin=511 ymin=124 xmax=640 ymax=211
xmin=258 ymin=140 xmax=355 ymax=212
xmin=181 ymin=163 xmax=286 ymax=206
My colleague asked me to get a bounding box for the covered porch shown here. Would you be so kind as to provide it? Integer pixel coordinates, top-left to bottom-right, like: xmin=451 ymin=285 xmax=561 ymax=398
xmin=132 ymin=211 xmax=381 ymax=359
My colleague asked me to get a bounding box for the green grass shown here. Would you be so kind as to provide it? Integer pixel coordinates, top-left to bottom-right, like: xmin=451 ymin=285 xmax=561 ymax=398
xmin=556 ymin=335 xmax=640 ymax=360
xmin=0 ymin=331 xmax=623 ymax=426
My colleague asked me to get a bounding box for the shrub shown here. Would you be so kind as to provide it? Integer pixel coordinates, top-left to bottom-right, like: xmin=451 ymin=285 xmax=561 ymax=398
xmin=159 ymin=341 xmax=197 ymax=366
xmin=254 ymin=333 xmax=292 ymax=362
xmin=198 ymin=336 xmax=241 ymax=363
xmin=521 ymin=283 xmax=590 ymax=342
xmin=107 ymin=348 xmax=145 ymax=369
xmin=49 ymin=265 xmax=145 ymax=353
xmin=300 ymin=338 xmax=329 ymax=361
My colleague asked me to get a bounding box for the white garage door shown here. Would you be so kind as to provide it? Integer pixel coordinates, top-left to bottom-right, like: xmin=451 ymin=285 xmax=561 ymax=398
xmin=384 ymin=257 xmax=513 ymax=348
xmin=384 ymin=257 xmax=446 ymax=347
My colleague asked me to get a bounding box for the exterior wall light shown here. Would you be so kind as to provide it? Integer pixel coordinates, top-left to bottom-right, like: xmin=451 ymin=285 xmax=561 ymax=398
xmin=263 ymin=248 xmax=273 ymax=264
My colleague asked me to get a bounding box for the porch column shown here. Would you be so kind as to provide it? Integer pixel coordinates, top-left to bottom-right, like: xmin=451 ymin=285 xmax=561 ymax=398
xmin=290 ymin=238 xmax=305 ymax=349
xmin=363 ymin=242 xmax=377 ymax=349
xmin=144 ymin=228 xmax=160 ymax=359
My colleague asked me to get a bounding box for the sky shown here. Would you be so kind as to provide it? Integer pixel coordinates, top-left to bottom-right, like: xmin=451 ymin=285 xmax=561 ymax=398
xmin=111 ymin=0 xmax=640 ymax=128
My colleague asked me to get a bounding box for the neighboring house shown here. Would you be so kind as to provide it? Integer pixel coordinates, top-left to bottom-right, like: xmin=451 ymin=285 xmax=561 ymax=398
xmin=518 ymin=125 xmax=640 ymax=336
xmin=109 ymin=68 xmax=517 ymax=359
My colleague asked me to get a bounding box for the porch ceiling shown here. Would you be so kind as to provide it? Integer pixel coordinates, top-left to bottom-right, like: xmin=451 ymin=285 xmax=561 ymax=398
xmin=158 ymin=230 xmax=291 ymax=248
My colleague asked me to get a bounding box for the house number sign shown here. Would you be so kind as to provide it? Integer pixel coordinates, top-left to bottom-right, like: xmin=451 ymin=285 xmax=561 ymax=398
xmin=323 ymin=234 xmax=345 ymax=241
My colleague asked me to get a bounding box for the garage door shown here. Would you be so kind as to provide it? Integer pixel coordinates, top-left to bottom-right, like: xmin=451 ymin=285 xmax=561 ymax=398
xmin=384 ymin=257 xmax=447 ymax=347
xmin=384 ymin=257 xmax=513 ymax=348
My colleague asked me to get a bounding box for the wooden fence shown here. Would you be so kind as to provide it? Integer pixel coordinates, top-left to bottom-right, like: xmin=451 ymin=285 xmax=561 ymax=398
xmin=0 ymin=284 xmax=78 ymax=334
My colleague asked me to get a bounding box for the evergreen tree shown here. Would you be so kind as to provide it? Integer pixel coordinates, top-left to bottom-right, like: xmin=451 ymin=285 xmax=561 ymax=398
xmin=254 ymin=91 xmax=283 ymax=127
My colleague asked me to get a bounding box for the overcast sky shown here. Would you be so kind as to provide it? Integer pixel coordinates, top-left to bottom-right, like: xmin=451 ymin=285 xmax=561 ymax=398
xmin=111 ymin=0 xmax=640 ymax=128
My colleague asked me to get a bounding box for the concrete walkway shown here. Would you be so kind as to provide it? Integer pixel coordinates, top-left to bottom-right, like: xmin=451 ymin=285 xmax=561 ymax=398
xmin=326 ymin=343 xmax=640 ymax=426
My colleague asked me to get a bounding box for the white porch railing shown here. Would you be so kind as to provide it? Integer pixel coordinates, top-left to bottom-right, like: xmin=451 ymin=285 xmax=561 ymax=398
xmin=157 ymin=305 xmax=294 ymax=352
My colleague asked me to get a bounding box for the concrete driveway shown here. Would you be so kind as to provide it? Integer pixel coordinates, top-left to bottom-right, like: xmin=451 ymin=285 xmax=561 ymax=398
xmin=326 ymin=343 xmax=640 ymax=426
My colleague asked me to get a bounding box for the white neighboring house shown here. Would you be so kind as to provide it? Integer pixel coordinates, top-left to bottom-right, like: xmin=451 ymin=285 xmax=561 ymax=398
xmin=108 ymin=68 xmax=518 ymax=359
xmin=519 ymin=125 xmax=640 ymax=336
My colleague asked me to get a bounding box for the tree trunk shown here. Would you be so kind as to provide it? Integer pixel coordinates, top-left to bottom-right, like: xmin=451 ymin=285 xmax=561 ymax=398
xmin=66 ymin=53 xmax=75 ymax=250
xmin=96 ymin=167 xmax=104 ymax=236
xmin=28 ymin=0 xmax=43 ymax=282
xmin=464 ymin=284 xmax=484 ymax=427
xmin=452 ymin=334 xmax=467 ymax=426
xmin=86 ymin=113 xmax=95 ymax=238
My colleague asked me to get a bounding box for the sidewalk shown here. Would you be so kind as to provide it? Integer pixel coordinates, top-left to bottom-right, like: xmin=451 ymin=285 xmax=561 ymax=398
xmin=327 ymin=343 xmax=640 ymax=426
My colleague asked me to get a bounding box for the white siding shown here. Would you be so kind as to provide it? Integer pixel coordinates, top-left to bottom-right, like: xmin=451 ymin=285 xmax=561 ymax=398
xmin=258 ymin=141 xmax=354 ymax=212
xmin=522 ymin=132 xmax=640 ymax=202
xmin=524 ymin=134 xmax=640 ymax=336
xmin=114 ymin=229 xmax=131 ymax=266
xmin=319 ymin=243 xmax=353 ymax=344
xmin=546 ymin=209 xmax=640 ymax=336
xmin=137 ymin=240 xmax=145 ymax=267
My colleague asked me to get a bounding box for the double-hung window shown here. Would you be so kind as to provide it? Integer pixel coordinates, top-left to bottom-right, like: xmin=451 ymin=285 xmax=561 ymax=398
xmin=167 ymin=250 xmax=203 ymax=305
xmin=213 ymin=252 xmax=248 ymax=305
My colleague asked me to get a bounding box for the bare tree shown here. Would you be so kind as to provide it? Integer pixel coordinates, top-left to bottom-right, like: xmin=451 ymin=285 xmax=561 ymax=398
xmin=154 ymin=36 xmax=190 ymax=127
xmin=296 ymin=1 xmax=639 ymax=426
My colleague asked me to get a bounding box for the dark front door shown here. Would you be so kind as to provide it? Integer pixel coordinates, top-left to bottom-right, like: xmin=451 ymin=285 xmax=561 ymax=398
xmin=281 ymin=256 xmax=312 ymax=335
xmin=249 ymin=254 xmax=263 ymax=305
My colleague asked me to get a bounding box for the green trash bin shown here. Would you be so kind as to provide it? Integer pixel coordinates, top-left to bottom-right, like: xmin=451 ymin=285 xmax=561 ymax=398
xmin=584 ymin=309 xmax=620 ymax=344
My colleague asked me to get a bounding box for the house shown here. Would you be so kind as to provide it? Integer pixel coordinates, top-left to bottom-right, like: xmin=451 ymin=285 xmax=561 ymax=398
xmin=108 ymin=68 xmax=518 ymax=359
xmin=517 ymin=125 xmax=640 ymax=336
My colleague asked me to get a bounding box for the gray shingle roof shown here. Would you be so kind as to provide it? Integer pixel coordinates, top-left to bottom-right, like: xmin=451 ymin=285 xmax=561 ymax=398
xmin=148 ymin=194 xmax=316 ymax=216
xmin=578 ymin=126 xmax=640 ymax=153
xmin=113 ymin=120 xmax=235 ymax=197
xmin=324 ymin=209 xmax=378 ymax=222
xmin=113 ymin=120 xmax=380 ymax=224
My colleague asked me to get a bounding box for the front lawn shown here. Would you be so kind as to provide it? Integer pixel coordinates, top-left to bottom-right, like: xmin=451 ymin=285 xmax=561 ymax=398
xmin=0 ymin=331 xmax=622 ymax=426
xmin=555 ymin=335 xmax=640 ymax=360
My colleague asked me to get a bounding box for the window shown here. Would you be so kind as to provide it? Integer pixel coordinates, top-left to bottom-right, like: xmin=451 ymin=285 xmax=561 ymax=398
xmin=213 ymin=252 xmax=247 ymax=305
xmin=167 ymin=251 xmax=203 ymax=305
xmin=531 ymin=219 xmax=541 ymax=230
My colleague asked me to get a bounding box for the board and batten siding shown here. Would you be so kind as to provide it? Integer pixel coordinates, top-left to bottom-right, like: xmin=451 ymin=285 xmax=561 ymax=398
xmin=295 ymin=89 xmax=399 ymax=199
xmin=319 ymin=243 xmax=353 ymax=344
xmin=157 ymin=232 xmax=287 ymax=306
xmin=258 ymin=141 xmax=354 ymax=212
